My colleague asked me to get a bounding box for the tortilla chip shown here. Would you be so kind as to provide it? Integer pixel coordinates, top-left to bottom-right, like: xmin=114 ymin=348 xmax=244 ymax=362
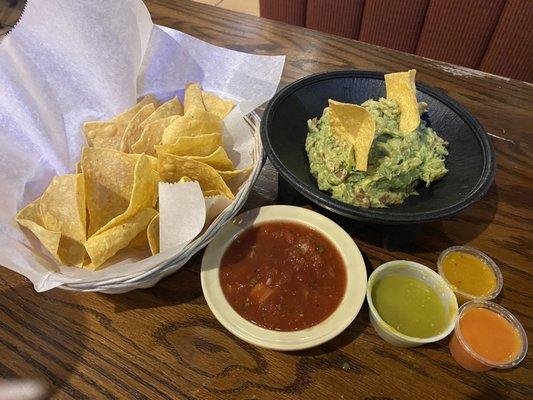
xmin=40 ymin=174 xmax=86 ymax=241
xmin=178 ymin=176 xmax=192 ymax=183
xmin=128 ymin=153 xmax=158 ymax=172
xmin=155 ymin=132 xmax=222 ymax=157
xmin=16 ymin=198 xmax=62 ymax=263
xmin=140 ymin=97 xmax=183 ymax=128
xmin=16 ymin=199 xmax=44 ymax=228
xmin=328 ymin=100 xmax=376 ymax=171
xmin=162 ymin=108 xmax=222 ymax=145
xmin=120 ymin=103 xmax=156 ymax=153
xmin=93 ymin=154 xmax=158 ymax=236
xmin=181 ymin=146 xmax=234 ymax=171
xmin=128 ymin=229 xmax=149 ymax=249
xmin=84 ymin=122 xmax=127 ymax=150
xmin=385 ymin=69 xmax=420 ymax=133
xmin=216 ymin=166 xmax=252 ymax=196
xmin=148 ymin=155 xmax=158 ymax=172
xmin=158 ymin=153 xmax=234 ymax=199
xmin=84 ymin=208 xmax=157 ymax=269
xmin=202 ymin=91 xmax=236 ymax=119
xmin=147 ymin=214 xmax=159 ymax=255
xmin=217 ymin=166 xmax=252 ymax=182
xmin=111 ymin=95 xmax=159 ymax=124
xmin=184 ymin=82 xmax=205 ymax=113
xmin=83 ymin=121 xmax=110 ymax=133
xmin=39 ymin=174 xmax=86 ymax=265
xmin=203 ymin=190 xmax=219 ymax=197
xmin=131 ymin=116 xmax=178 ymax=155
xmin=82 ymin=148 xmax=138 ymax=236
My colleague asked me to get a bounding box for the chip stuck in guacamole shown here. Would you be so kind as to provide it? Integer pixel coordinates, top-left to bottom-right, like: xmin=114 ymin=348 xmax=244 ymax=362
xmin=305 ymin=70 xmax=448 ymax=208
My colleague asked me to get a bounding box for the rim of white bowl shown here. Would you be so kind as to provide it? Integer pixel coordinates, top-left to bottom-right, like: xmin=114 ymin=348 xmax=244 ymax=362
xmin=201 ymin=205 xmax=368 ymax=351
xmin=366 ymin=260 xmax=458 ymax=345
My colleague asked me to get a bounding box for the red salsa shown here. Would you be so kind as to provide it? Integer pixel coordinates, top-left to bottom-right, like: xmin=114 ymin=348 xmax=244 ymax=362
xmin=219 ymin=221 xmax=347 ymax=331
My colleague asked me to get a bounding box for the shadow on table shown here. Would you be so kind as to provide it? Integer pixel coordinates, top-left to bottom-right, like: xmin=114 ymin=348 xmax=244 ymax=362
xmin=105 ymin=260 xmax=204 ymax=313
xmin=278 ymin=176 xmax=500 ymax=253
xmin=0 ymin=275 xmax=89 ymax=398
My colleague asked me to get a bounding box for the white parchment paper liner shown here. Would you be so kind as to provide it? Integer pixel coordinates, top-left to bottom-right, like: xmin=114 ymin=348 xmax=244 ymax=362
xmin=0 ymin=0 xmax=284 ymax=291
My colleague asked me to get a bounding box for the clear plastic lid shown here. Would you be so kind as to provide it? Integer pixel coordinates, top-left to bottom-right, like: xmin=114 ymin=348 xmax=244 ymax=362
xmin=453 ymin=300 xmax=528 ymax=369
xmin=437 ymin=246 xmax=503 ymax=301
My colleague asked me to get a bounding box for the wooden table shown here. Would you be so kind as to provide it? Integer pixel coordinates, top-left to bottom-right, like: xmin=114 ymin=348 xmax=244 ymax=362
xmin=1 ymin=1 xmax=531 ymax=398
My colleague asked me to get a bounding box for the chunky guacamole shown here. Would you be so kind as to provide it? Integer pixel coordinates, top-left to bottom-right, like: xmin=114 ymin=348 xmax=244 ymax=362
xmin=305 ymin=98 xmax=448 ymax=208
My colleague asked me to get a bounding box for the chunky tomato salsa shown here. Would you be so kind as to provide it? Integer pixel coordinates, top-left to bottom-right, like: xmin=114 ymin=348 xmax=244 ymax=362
xmin=220 ymin=221 xmax=347 ymax=331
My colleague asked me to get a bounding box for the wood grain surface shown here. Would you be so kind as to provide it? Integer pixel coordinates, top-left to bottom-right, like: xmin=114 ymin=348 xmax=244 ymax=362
xmin=1 ymin=0 xmax=532 ymax=399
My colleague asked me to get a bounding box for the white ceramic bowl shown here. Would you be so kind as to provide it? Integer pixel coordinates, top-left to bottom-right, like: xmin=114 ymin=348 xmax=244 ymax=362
xmin=367 ymin=260 xmax=458 ymax=348
xmin=201 ymin=205 xmax=367 ymax=351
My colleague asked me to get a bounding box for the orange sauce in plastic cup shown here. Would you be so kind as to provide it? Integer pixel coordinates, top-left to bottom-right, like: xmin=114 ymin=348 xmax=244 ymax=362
xmin=449 ymin=301 xmax=527 ymax=372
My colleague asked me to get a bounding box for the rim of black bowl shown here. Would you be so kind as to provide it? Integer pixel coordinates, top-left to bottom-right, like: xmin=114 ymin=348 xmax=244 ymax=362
xmin=261 ymin=70 xmax=496 ymax=224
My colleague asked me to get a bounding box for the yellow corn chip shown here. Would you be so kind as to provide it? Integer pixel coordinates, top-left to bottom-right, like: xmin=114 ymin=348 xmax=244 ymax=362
xmin=203 ymin=190 xmax=219 ymax=197
xmin=83 ymin=122 xmax=127 ymax=150
xmin=111 ymin=95 xmax=159 ymax=124
xmin=131 ymin=116 xmax=178 ymax=155
xmin=148 ymin=155 xmax=158 ymax=172
xmin=181 ymin=146 xmax=234 ymax=171
xmin=162 ymin=108 xmax=222 ymax=145
xmin=40 ymin=174 xmax=86 ymax=265
xmin=84 ymin=208 xmax=157 ymax=269
xmin=178 ymin=176 xmax=192 ymax=183
xmin=147 ymin=214 xmax=159 ymax=255
xmin=158 ymin=153 xmax=234 ymax=199
xmin=202 ymin=91 xmax=236 ymax=119
xmin=155 ymin=132 xmax=222 ymax=157
xmin=129 ymin=153 xmax=158 ymax=172
xmin=83 ymin=121 xmax=116 ymax=133
xmin=93 ymin=154 xmax=158 ymax=236
xmin=385 ymin=69 xmax=420 ymax=133
xmin=184 ymin=82 xmax=205 ymax=113
xmin=128 ymin=229 xmax=149 ymax=249
xmin=82 ymin=148 xmax=138 ymax=236
xmin=17 ymin=198 xmax=88 ymax=266
xmin=328 ymin=99 xmax=376 ymax=171
xmin=40 ymin=174 xmax=86 ymax=241
xmin=120 ymin=103 xmax=156 ymax=153
xmin=217 ymin=166 xmax=253 ymax=182
xmin=140 ymin=97 xmax=183 ymax=128
xmin=16 ymin=198 xmax=62 ymax=263
xmin=216 ymin=166 xmax=252 ymax=196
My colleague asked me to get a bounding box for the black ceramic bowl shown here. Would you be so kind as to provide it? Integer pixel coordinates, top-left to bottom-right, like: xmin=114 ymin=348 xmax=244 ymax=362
xmin=261 ymin=70 xmax=495 ymax=224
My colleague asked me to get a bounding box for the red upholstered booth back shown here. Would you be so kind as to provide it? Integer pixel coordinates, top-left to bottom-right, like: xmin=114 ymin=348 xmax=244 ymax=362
xmin=259 ymin=0 xmax=533 ymax=82
xmin=259 ymin=0 xmax=307 ymax=26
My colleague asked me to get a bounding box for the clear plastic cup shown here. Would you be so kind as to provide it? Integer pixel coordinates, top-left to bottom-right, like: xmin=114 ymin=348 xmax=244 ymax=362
xmin=437 ymin=246 xmax=503 ymax=304
xmin=367 ymin=260 xmax=458 ymax=348
xmin=449 ymin=300 xmax=528 ymax=372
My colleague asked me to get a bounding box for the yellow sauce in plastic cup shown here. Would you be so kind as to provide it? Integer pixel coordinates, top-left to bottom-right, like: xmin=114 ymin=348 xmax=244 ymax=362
xmin=437 ymin=246 xmax=502 ymax=304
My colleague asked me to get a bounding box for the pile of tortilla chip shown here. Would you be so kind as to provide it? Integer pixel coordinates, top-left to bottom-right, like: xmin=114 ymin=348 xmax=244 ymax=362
xmin=17 ymin=83 xmax=252 ymax=270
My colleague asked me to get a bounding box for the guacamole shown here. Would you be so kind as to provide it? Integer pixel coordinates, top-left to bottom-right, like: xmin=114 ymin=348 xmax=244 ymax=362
xmin=305 ymin=98 xmax=448 ymax=208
